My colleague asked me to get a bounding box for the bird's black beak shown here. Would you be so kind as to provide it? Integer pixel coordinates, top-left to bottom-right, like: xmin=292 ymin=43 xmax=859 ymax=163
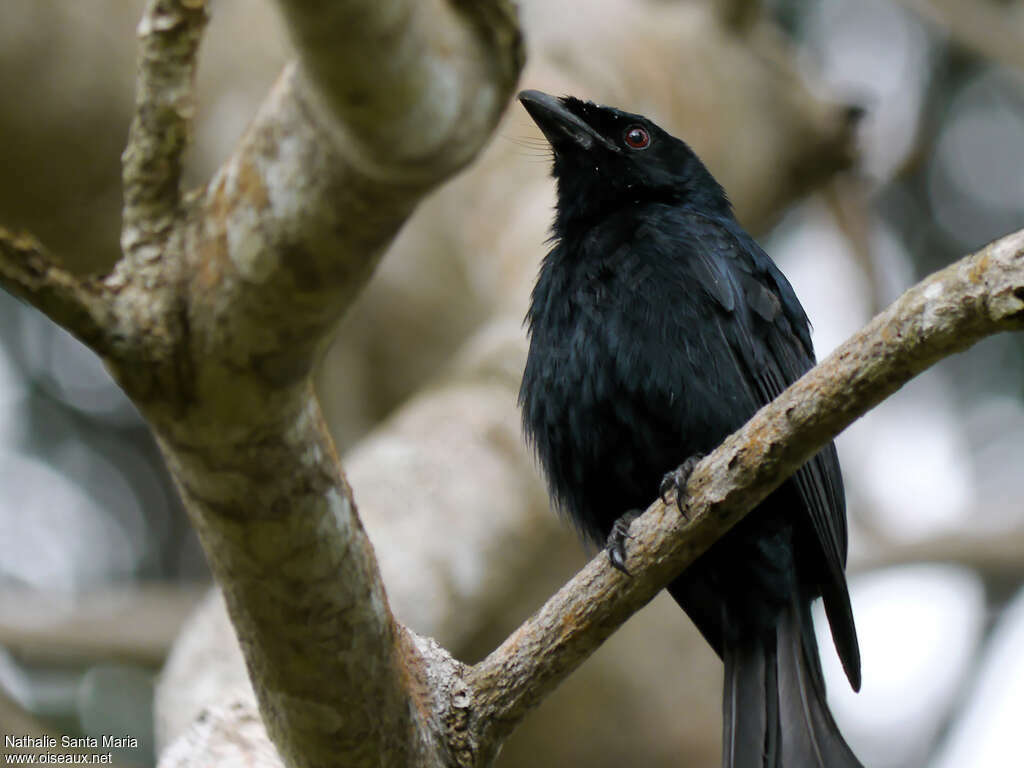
xmin=518 ymin=90 xmax=620 ymax=154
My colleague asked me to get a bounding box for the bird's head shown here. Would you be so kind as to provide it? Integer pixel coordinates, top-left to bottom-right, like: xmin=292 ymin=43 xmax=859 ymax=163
xmin=518 ymin=90 xmax=730 ymax=232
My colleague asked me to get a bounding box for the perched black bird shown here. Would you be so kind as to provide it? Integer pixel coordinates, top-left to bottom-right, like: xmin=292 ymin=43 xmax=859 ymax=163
xmin=518 ymin=90 xmax=863 ymax=768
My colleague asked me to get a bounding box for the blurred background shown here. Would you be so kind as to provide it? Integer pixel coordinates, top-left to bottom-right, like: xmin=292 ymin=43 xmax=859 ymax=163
xmin=0 ymin=0 xmax=1022 ymax=766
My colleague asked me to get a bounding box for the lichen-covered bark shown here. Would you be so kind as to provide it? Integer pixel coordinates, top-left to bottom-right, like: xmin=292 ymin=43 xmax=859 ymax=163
xmin=157 ymin=389 xmax=434 ymax=766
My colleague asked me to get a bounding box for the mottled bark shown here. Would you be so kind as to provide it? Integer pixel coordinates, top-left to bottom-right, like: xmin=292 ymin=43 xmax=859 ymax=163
xmin=121 ymin=0 xmax=208 ymax=258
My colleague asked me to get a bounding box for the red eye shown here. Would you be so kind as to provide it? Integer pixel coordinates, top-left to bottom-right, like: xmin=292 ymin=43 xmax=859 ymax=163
xmin=623 ymin=125 xmax=650 ymax=149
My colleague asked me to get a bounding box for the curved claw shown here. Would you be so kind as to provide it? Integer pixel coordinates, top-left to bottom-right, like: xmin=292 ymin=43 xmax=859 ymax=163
xmin=608 ymin=540 xmax=631 ymax=575
xmin=658 ymin=474 xmax=678 ymax=505
xmin=606 ymin=510 xmax=640 ymax=576
xmin=659 ymin=454 xmax=704 ymax=520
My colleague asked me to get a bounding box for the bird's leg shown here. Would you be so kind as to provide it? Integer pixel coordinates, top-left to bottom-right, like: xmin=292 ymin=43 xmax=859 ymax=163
xmin=606 ymin=509 xmax=641 ymax=575
xmin=659 ymin=453 xmax=704 ymax=519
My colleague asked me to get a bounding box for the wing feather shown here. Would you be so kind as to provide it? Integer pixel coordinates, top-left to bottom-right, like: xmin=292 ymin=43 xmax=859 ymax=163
xmin=674 ymin=211 xmax=861 ymax=689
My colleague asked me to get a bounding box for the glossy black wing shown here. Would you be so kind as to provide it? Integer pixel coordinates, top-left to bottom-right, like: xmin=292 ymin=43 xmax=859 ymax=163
xmin=678 ymin=212 xmax=860 ymax=689
xmin=724 ymin=223 xmax=861 ymax=690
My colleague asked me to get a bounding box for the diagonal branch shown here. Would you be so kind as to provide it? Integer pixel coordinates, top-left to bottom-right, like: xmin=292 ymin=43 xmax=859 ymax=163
xmin=121 ymin=0 xmax=209 ymax=258
xmin=462 ymin=227 xmax=1024 ymax=760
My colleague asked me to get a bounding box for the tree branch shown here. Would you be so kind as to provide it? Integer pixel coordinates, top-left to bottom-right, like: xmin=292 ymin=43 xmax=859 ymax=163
xmin=852 ymin=524 xmax=1024 ymax=597
xmin=275 ymin=0 xmax=521 ymax=182
xmin=121 ymin=0 xmax=209 ymax=258
xmin=157 ymin=394 xmax=442 ymax=767
xmin=105 ymin=2 xmax=525 ymax=767
xmin=3 ymin=0 xmax=522 ymax=764
xmin=0 ymin=228 xmax=112 ymax=352
xmin=462 ymin=227 xmax=1024 ymax=758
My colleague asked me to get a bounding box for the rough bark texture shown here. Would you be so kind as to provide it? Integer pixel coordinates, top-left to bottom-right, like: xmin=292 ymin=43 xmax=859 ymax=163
xmin=121 ymin=0 xmax=208 ymax=258
xmin=0 ymin=230 xmax=112 ymax=352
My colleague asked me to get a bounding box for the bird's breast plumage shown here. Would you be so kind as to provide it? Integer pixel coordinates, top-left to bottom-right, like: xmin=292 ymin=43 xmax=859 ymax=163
xmin=521 ymin=206 xmax=760 ymax=542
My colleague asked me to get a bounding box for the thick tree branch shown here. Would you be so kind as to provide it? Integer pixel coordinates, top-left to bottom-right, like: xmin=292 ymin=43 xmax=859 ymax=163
xmin=105 ymin=2 xmax=525 ymax=767
xmin=275 ymin=0 xmax=521 ymax=181
xmin=121 ymin=0 xmax=209 ymax=258
xmin=462 ymin=228 xmax=1024 ymax=759
xmin=155 ymin=393 xmax=440 ymax=767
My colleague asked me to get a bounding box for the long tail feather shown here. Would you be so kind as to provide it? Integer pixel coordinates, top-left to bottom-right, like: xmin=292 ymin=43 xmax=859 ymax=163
xmin=722 ymin=597 xmax=863 ymax=768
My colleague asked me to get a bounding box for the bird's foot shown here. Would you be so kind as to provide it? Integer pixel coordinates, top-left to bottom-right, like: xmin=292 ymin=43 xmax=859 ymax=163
xmin=659 ymin=454 xmax=704 ymax=519
xmin=606 ymin=509 xmax=641 ymax=576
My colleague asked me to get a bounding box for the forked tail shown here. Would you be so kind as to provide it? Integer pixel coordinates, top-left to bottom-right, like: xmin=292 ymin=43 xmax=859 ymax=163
xmin=722 ymin=595 xmax=863 ymax=768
